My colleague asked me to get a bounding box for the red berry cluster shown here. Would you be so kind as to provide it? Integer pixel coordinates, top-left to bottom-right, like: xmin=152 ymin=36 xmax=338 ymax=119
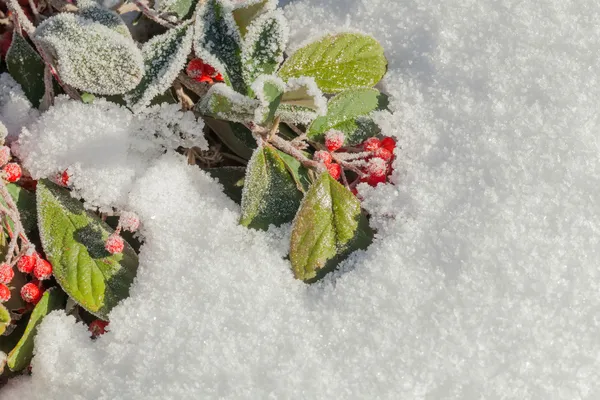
xmin=104 ymin=211 xmax=139 ymax=255
xmin=186 ymin=58 xmax=224 ymax=84
xmin=0 ymin=252 xmax=53 ymax=304
xmin=0 ymin=145 xmax=21 ymax=183
xmin=313 ymin=130 xmax=397 ymax=191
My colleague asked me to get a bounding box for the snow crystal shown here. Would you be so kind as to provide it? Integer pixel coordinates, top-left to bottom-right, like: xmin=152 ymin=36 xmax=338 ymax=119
xmin=6 ymin=0 xmax=600 ymax=399
xmin=0 ymin=73 xmax=39 ymax=142
xmin=198 ymin=82 xmax=259 ymax=123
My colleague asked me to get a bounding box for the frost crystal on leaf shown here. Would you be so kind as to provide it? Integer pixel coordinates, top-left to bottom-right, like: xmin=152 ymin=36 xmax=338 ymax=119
xmin=251 ymin=74 xmax=285 ymax=123
xmin=34 ymin=13 xmax=144 ymax=95
xmin=277 ymin=76 xmax=327 ymax=124
xmin=241 ymin=10 xmax=289 ymax=86
xmin=125 ymin=23 xmax=194 ymax=112
xmin=197 ymin=83 xmax=259 ymax=123
xmin=78 ymin=0 xmax=133 ymax=38
xmin=0 ymin=73 xmax=39 ymax=141
xmin=232 ymin=0 xmax=277 ymax=37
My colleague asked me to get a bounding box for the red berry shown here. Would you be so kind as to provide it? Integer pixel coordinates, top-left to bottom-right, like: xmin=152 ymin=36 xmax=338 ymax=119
xmin=17 ymin=253 xmax=37 ymax=274
xmin=105 ymin=233 xmax=124 ymax=254
xmin=21 ymin=282 xmax=42 ymax=304
xmin=381 ymin=136 xmax=396 ymax=152
xmin=0 ymin=263 xmax=14 ymax=284
xmin=327 ymin=163 xmax=342 ymax=180
xmin=33 ymin=258 xmax=52 ymax=280
xmin=186 ymin=59 xmax=205 ymax=79
xmin=324 ymin=130 xmax=345 ymax=152
xmin=313 ymin=150 xmax=332 ymax=165
xmin=3 ymin=163 xmax=21 ymax=182
xmin=373 ymin=147 xmax=393 ymax=162
xmin=119 ymin=211 xmax=140 ymax=232
xmin=214 ymin=73 xmax=224 ymax=82
xmin=365 ymin=158 xmax=387 ymax=178
xmin=203 ymin=63 xmax=216 ymax=76
xmin=198 ymin=74 xmax=213 ymax=83
xmin=89 ymin=319 xmax=109 ymax=337
xmin=365 ymin=174 xmax=387 ymax=187
xmin=61 ymin=170 xmax=70 ymax=186
xmin=363 ymin=137 xmax=381 ymax=152
xmin=0 ymin=146 xmax=10 ymax=167
xmin=0 ymin=283 xmax=10 ymax=302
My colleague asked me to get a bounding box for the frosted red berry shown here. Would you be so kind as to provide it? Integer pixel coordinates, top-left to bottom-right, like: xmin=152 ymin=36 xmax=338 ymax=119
xmin=327 ymin=163 xmax=342 ymax=180
xmin=89 ymin=319 xmax=109 ymax=337
xmin=364 ymin=174 xmax=387 ymax=187
xmin=381 ymin=136 xmax=396 ymax=152
xmin=0 ymin=263 xmax=14 ymax=284
xmin=373 ymin=147 xmax=393 ymax=162
xmin=0 ymin=146 xmax=11 ymax=167
xmin=33 ymin=258 xmax=53 ymax=280
xmin=214 ymin=73 xmax=224 ymax=82
xmin=105 ymin=233 xmax=124 ymax=254
xmin=363 ymin=137 xmax=381 ymax=152
xmin=3 ymin=163 xmax=21 ymax=182
xmin=21 ymin=282 xmax=42 ymax=304
xmin=17 ymin=253 xmax=37 ymax=274
xmin=186 ymin=58 xmax=222 ymax=84
xmin=61 ymin=170 xmax=70 ymax=186
xmin=365 ymin=157 xmax=387 ymax=178
xmin=324 ymin=130 xmax=345 ymax=152
xmin=119 ymin=211 xmax=140 ymax=232
xmin=0 ymin=283 xmax=10 ymax=302
xmin=186 ymin=59 xmax=205 ymax=79
xmin=313 ymin=150 xmax=332 ymax=165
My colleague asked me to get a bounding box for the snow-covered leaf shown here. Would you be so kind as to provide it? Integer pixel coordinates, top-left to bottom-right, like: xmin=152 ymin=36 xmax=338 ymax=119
xmin=6 ymin=288 xmax=65 ymax=372
xmin=290 ymin=172 xmax=373 ymax=282
xmin=240 ymin=145 xmax=303 ymax=230
xmin=125 ymin=23 xmax=193 ymax=112
xmin=194 ymin=0 xmax=246 ymax=93
xmin=198 ymin=83 xmax=258 ymax=123
xmin=242 ymin=10 xmax=288 ymax=87
xmin=206 ymin=166 xmax=246 ymax=204
xmin=154 ymin=0 xmax=195 ymax=20
xmin=307 ymin=88 xmax=388 ymax=144
xmin=252 ymin=75 xmax=284 ymax=124
xmin=277 ymin=76 xmax=327 ymax=125
xmin=232 ymin=0 xmax=275 ymax=37
xmin=0 ymin=303 xmax=9 ymax=336
xmin=36 ymin=180 xmax=138 ymax=319
xmin=278 ymin=33 xmax=387 ymax=94
xmin=78 ymin=0 xmax=132 ymax=37
xmin=6 ymin=32 xmax=45 ymax=108
xmin=34 ymin=13 xmax=144 ymax=95
xmin=203 ymin=117 xmax=256 ymax=160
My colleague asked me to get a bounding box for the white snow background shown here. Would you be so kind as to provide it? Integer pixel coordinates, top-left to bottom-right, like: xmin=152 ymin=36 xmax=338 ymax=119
xmin=4 ymin=0 xmax=600 ymax=398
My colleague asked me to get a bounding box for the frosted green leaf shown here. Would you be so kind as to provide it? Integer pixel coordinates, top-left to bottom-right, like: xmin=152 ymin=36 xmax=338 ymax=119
xmin=290 ymin=172 xmax=373 ymax=282
xmin=36 ymin=180 xmax=138 ymax=319
xmin=307 ymin=88 xmax=388 ymax=144
xmin=194 ymin=0 xmax=246 ymax=93
xmin=154 ymin=0 xmax=195 ymax=20
xmin=242 ymin=10 xmax=288 ymax=87
xmin=278 ymin=33 xmax=387 ymax=94
xmin=0 ymin=303 xmax=9 ymax=335
xmin=275 ymin=149 xmax=311 ymax=193
xmin=125 ymin=23 xmax=194 ymax=112
xmin=278 ymin=76 xmax=327 ymax=125
xmin=232 ymin=0 xmax=275 ymax=37
xmin=203 ymin=117 xmax=256 ymax=160
xmin=252 ymin=75 xmax=284 ymax=124
xmin=3 ymin=183 xmax=37 ymax=235
xmin=6 ymin=32 xmax=45 ymax=108
xmin=240 ymin=145 xmax=303 ymax=230
xmin=197 ymin=83 xmax=258 ymax=123
xmin=7 ymin=289 xmax=65 ymax=372
xmin=78 ymin=0 xmax=132 ymax=37
xmin=34 ymin=13 xmax=144 ymax=95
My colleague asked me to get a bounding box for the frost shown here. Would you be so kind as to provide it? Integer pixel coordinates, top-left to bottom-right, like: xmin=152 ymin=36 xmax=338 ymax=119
xmin=277 ymin=76 xmax=327 ymax=124
xmin=198 ymin=83 xmax=259 ymax=123
xmin=34 ymin=13 xmax=144 ymax=95
xmin=125 ymin=23 xmax=194 ymax=112
xmin=251 ymin=74 xmax=285 ymax=123
xmin=78 ymin=0 xmax=132 ymax=38
xmin=0 ymin=73 xmax=39 ymax=142
xmin=17 ymin=97 xmax=205 ymax=211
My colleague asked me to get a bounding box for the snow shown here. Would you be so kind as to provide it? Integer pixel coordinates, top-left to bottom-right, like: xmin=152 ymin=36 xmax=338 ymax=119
xmin=0 ymin=74 xmax=39 ymax=142
xmin=4 ymin=0 xmax=600 ymax=398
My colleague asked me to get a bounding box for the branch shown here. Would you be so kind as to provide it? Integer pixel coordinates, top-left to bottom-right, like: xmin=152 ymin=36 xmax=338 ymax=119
xmin=131 ymin=0 xmax=176 ymax=28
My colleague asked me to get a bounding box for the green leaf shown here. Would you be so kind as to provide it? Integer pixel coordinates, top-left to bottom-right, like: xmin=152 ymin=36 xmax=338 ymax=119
xmin=81 ymin=93 xmax=96 ymax=104
xmin=7 ymin=288 xmax=65 ymax=371
xmin=78 ymin=0 xmax=132 ymax=37
xmin=240 ymin=145 xmax=303 ymax=230
xmin=36 ymin=180 xmax=138 ymax=319
xmin=0 ymin=303 xmax=9 ymax=336
xmin=34 ymin=13 xmax=144 ymax=95
xmin=307 ymin=88 xmax=388 ymax=144
xmin=277 ymin=77 xmax=327 ymax=125
xmin=203 ymin=117 xmax=255 ymax=160
xmin=125 ymin=23 xmax=194 ymax=111
xmin=232 ymin=0 xmax=273 ymax=37
xmin=205 ymin=167 xmax=246 ymax=204
xmin=290 ymin=172 xmax=373 ymax=282
xmin=155 ymin=0 xmax=195 ymax=20
xmin=241 ymin=11 xmax=287 ymax=86
xmin=278 ymin=33 xmax=387 ymax=94
xmin=275 ymin=149 xmax=311 ymax=193
xmin=253 ymin=76 xmax=284 ymax=125
xmin=194 ymin=0 xmax=246 ymax=93
xmin=4 ymin=183 xmax=37 ymax=235
xmin=6 ymin=32 xmax=45 ymax=108
xmin=197 ymin=83 xmax=258 ymax=123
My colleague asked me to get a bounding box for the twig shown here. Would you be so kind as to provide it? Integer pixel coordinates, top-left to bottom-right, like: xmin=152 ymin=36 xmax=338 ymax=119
xmin=131 ymin=0 xmax=176 ymax=28
xmin=6 ymin=0 xmax=34 ymax=35
xmin=269 ymin=135 xmax=324 ymax=172
xmin=173 ymin=81 xmax=194 ymax=110
xmin=27 ymin=0 xmax=40 ymax=22
xmin=39 ymin=65 xmax=54 ymax=112
xmin=177 ymin=73 xmax=210 ymax=97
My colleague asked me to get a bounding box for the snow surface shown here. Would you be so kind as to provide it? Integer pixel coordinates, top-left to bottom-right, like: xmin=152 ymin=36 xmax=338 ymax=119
xmin=5 ymin=0 xmax=600 ymax=398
